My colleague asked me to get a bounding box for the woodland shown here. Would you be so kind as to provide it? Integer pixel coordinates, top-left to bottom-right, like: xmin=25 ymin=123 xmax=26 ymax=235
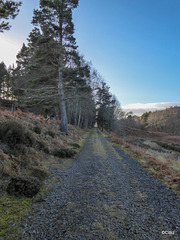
xmin=0 ymin=0 xmax=121 ymax=134
xmin=2 ymin=1 xmax=180 ymax=137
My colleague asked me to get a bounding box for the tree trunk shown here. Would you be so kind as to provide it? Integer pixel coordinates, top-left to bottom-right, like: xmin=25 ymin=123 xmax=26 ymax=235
xmin=58 ymin=6 xmax=68 ymax=135
xmin=77 ymin=105 xmax=81 ymax=127
xmin=58 ymin=68 xmax=68 ymax=135
xmin=84 ymin=117 xmax=88 ymax=129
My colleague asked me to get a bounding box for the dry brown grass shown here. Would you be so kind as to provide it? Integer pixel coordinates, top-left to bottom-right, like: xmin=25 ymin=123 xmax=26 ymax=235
xmin=109 ymin=134 xmax=126 ymax=145
xmin=0 ymin=108 xmax=87 ymax=191
xmin=109 ymin=134 xmax=146 ymax=157
xmin=162 ymin=135 xmax=180 ymax=145
xmin=145 ymin=158 xmax=173 ymax=178
xmin=108 ymin=133 xmax=180 ymax=196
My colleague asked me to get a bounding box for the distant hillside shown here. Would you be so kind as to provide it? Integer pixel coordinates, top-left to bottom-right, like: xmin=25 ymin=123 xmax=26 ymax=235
xmin=115 ymin=106 xmax=180 ymax=137
xmin=146 ymin=107 xmax=180 ymax=136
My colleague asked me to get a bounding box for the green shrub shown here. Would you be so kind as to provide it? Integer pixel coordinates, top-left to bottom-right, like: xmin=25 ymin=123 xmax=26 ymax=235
xmin=33 ymin=126 xmax=41 ymax=134
xmin=30 ymin=167 xmax=49 ymax=182
xmin=6 ymin=175 xmax=40 ymax=198
xmin=37 ymin=140 xmax=49 ymax=153
xmin=0 ymin=121 xmax=35 ymax=147
xmin=70 ymin=143 xmax=81 ymax=148
xmin=25 ymin=131 xmax=36 ymax=147
xmin=0 ymin=121 xmax=25 ymax=146
xmin=46 ymin=130 xmax=55 ymax=138
xmin=156 ymin=141 xmax=180 ymax=153
xmin=15 ymin=144 xmax=27 ymax=154
xmin=52 ymin=148 xmax=77 ymax=158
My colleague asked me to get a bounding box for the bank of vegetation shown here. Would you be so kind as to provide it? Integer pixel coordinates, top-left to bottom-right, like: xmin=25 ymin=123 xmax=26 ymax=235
xmin=109 ymin=107 xmax=180 ymax=197
xmin=0 ymin=108 xmax=90 ymax=238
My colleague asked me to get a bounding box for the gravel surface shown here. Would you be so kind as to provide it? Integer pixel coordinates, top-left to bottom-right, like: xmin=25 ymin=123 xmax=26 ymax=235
xmin=23 ymin=129 xmax=180 ymax=240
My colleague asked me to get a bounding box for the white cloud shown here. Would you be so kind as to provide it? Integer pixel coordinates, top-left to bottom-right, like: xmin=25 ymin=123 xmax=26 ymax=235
xmin=0 ymin=34 xmax=23 ymax=67
xmin=122 ymin=102 xmax=180 ymax=116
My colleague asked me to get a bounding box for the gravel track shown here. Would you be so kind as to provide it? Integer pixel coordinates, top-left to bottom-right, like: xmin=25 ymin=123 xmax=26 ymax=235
xmin=23 ymin=129 xmax=180 ymax=240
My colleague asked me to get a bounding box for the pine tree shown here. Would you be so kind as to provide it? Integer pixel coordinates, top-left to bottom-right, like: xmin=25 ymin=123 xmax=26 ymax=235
xmin=32 ymin=0 xmax=79 ymax=134
xmin=96 ymin=81 xmax=118 ymax=131
xmin=11 ymin=43 xmax=33 ymax=106
xmin=0 ymin=62 xmax=11 ymax=106
xmin=0 ymin=0 xmax=21 ymax=32
xmin=64 ymin=54 xmax=96 ymax=128
xmin=12 ymin=27 xmax=96 ymax=123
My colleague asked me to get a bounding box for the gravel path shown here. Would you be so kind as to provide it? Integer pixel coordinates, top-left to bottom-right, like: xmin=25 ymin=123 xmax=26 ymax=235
xmin=23 ymin=129 xmax=180 ymax=240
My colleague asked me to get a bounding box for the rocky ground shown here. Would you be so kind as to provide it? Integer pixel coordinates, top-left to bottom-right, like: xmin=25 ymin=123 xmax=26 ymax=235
xmin=23 ymin=129 xmax=180 ymax=240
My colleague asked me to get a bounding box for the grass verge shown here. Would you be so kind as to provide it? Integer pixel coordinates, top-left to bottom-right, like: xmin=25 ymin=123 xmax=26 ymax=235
xmin=0 ymin=193 xmax=31 ymax=239
xmin=108 ymin=134 xmax=180 ymax=198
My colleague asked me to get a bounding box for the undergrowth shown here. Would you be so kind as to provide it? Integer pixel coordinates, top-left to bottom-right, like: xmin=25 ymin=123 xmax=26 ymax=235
xmin=0 ymin=108 xmax=89 ymax=238
xmin=109 ymin=133 xmax=180 ymax=197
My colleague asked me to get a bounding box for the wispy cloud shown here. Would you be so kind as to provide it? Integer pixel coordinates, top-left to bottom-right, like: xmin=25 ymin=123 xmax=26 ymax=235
xmin=122 ymin=102 xmax=180 ymax=116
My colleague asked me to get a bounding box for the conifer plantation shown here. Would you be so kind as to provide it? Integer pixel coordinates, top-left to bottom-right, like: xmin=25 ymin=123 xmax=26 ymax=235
xmin=1 ymin=0 xmax=120 ymax=134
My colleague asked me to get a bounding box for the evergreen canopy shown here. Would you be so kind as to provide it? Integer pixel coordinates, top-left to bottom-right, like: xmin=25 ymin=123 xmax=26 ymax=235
xmin=0 ymin=0 xmax=21 ymax=32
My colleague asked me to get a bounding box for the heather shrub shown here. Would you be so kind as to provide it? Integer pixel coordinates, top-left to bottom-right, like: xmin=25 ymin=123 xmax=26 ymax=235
xmin=46 ymin=130 xmax=55 ymax=138
xmin=156 ymin=141 xmax=180 ymax=153
xmin=6 ymin=175 xmax=40 ymax=197
xmin=0 ymin=121 xmax=25 ymax=146
xmin=53 ymin=148 xmax=77 ymax=158
xmin=30 ymin=166 xmax=49 ymax=182
xmin=70 ymin=143 xmax=81 ymax=148
xmin=0 ymin=121 xmax=35 ymax=147
xmin=33 ymin=126 xmax=41 ymax=134
xmin=37 ymin=140 xmax=49 ymax=153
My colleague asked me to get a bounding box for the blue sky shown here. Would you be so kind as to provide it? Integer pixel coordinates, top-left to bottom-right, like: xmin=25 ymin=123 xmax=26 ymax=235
xmin=0 ymin=0 xmax=180 ymax=112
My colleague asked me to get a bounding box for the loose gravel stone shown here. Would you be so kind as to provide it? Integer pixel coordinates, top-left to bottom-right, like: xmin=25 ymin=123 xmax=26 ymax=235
xmin=23 ymin=129 xmax=180 ymax=240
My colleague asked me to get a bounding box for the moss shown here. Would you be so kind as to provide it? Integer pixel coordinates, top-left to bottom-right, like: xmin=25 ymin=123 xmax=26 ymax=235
xmin=92 ymin=131 xmax=107 ymax=157
xmin=147 ymin=168 xmax=157 ymax=175
xmin=78 ymin=130 xmax=91 ymax=147
xmin=32 ymin=184 xmax=49 ymax=203
xmin=171 ymin=161 xmax=180 ymax=172
xmin=0 ymin=193 xmax=31 ymax=239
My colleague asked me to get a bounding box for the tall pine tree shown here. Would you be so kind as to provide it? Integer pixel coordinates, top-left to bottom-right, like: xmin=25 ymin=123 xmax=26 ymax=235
xmin=96 ymin=81 xmax=118 ymax=132
xmin=32 ymin=0 xmax=79 ymax=134
xmin=0 ymin=62 xmax=11 ymax=106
